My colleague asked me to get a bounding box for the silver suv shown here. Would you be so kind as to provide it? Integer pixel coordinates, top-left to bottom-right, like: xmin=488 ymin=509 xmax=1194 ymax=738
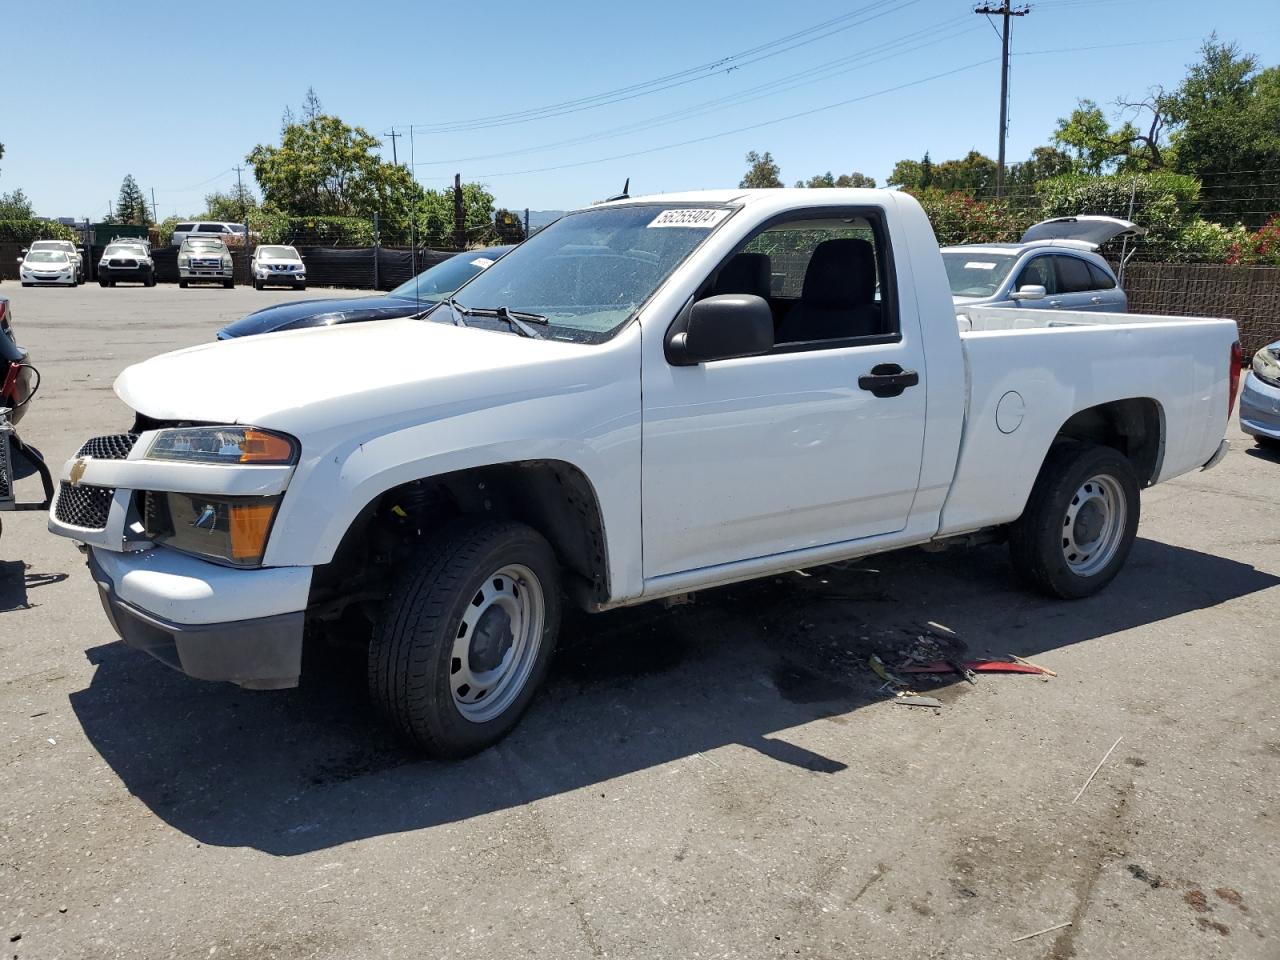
xmin=178 ymin=237 xmax=234 ymax=288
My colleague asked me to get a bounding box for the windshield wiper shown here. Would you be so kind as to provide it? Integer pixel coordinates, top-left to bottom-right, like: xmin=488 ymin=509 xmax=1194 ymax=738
xmin=446 ymin=300 xmax=548 ymax=339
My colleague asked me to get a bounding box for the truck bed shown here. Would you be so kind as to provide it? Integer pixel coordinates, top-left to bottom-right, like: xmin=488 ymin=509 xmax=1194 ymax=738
xmin=939 ymin=305 xmax=1238 ymax=538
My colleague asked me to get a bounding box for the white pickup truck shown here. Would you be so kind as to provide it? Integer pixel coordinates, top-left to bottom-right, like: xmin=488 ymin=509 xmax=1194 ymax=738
xmin=48 ymin=188 xmax=1241 ymax=757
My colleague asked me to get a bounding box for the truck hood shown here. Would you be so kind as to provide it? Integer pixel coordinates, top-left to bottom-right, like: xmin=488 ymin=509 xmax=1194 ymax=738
xmin=116 ymin=317 xmax=600 ymax=433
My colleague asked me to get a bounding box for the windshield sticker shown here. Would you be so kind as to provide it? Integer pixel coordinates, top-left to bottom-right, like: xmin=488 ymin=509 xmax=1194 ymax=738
xmin=964 ymin=261 xmax=998 ymax=270
xmin=648 ymin=208 xmax=731 ymax=229
xmin=470 ymin=257 xmax=495 ymax=269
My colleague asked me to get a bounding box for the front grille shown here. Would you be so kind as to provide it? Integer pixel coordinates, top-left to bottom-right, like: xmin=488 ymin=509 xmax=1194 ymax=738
xmin=76 ymin=433 xmax=139 ymax=460
xmin=191 ymin=258 xmax=222 ymax=269
xmin=54 ymin=482 xmax=114 ymax=529
xmin=108 ymin=258 xmax=138 ymax=268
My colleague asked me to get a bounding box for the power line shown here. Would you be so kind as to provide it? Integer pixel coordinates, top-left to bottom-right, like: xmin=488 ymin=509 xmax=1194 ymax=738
xmin=413 ymin=17 xmax=978 ymax=168
xmin=415 ymin=57 xmax=997 ymax=182
xmin=396 ymin=0 xmax=923 ymax=133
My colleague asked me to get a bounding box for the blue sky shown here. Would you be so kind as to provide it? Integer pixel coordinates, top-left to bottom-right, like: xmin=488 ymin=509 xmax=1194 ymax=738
xmin=4 ymin=0 xmax=1278 ymax=219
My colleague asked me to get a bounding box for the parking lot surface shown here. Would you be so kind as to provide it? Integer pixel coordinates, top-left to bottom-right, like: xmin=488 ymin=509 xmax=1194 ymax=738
xmin=1 ymin=283 xmax=1277 ymax=959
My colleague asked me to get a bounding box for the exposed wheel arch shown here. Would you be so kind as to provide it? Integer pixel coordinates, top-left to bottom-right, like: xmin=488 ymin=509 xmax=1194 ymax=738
xmin=309 ymin=459 xmax=611 ymax=624
xmin=1051 ymin=397 xmax=1164 ymax=486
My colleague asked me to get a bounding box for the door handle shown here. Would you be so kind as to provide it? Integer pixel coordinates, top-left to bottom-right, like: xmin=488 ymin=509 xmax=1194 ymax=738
xmin=858 ymin=363 xmax=919 ymax=398
xmin=1048 ymin=299 xmax=1063 ymax=308
xmin=1090 ymin=296 xmax=1104 ymax=304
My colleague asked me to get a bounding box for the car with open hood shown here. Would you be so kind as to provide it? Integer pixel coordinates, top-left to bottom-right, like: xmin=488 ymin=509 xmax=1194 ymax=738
xmin=218 ymin=245 xmax=512 ymax=338
xmin=942 ymin=216 xmax=1143 ymax=317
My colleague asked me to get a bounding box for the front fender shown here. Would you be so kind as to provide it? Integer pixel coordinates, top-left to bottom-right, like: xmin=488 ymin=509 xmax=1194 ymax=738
xmin=261 ymin=376 xmax=644 ymax=602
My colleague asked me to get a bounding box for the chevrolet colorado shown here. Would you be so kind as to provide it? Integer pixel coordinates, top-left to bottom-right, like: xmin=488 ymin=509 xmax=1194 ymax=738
xmin=48 ymin=189 xmax=1240 ymax=756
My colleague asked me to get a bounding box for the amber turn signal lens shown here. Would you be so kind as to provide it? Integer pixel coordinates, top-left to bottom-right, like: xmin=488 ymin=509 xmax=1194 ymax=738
xmin=238 ymin=430 xmax=296 ymax=464
xmin=229 ymin=502 xmax=278 ymax=561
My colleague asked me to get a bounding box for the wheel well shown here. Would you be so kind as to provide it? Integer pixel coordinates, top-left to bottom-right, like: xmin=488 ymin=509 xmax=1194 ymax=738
xmin=309 ymin=460 xmax=609 ymax=623
xmin=1053 ymin=398 xmax=1163 ymax=486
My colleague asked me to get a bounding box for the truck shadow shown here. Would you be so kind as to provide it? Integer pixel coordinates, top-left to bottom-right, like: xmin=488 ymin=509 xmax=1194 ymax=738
xmin=69 ymin=536 xmax=1278 ymax=856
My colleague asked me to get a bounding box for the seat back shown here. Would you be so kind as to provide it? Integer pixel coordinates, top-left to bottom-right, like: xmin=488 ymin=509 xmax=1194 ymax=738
xmin=712 ymin=252 xmax=772 ymax=300
xmin=777 ymin=238 xmax=880 ymax=343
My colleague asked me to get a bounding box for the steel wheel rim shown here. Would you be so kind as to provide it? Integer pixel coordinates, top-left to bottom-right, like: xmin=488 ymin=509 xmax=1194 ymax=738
xmin=1061 ymin=474 xmax=1126 ymax=577
xmin=450 ymin=563 xmax=544 ymax=724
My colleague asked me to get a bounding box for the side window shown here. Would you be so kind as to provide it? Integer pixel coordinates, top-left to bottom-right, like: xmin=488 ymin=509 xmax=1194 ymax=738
xmin=1016 ymin=256 xmax=1057 ymax=294
xmin=1087 ymin=262 xmax=1116 ymax=290
xmin=707 ymin=211 xmax=892 ymax=348
xmin=1055 ymin=256 xmax=1094 ymax=294
xmin=197 ymin=224 xmax=223 ymax=233
xmin=174 ymin=223 xmax=193 ymax=233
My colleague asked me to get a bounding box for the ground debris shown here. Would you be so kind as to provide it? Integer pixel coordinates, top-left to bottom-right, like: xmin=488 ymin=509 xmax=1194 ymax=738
xmin=1126 ymin=863 xmax=1163 ymax=888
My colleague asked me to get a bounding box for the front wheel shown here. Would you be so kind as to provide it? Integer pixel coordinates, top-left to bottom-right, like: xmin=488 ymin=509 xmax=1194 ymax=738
xmin=369 ymin=520 xmax=561 ymax=758
xmin=223 ymin=279 xmax=234 ymax=289
xmin=1009 ymin=443 xmax=1140 ymax=599
xmin=178 ymin=280 xmax=188 ymax=289
xmin=99 ymin=279 xmax=109 ymax=288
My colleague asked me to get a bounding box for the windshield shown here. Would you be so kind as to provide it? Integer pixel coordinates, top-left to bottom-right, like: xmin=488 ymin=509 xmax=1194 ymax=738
xmin=941 ymin=251 xmax=1019 ymax=298
xmin=185 ymin=239 xmax=225 ymax=252
xmin=389 ymin=250 xmax=506 ymax=302
xmin=26 ymin=250 xmax=68 ymax=263
xmin=257 ymin=245 xmax=298 ymax=260
xmin=440 ymin=204 xmax=731 ymax=343
xmin=104 ymin=245 xmax=142 ymax=257
xmin=30 ymin=241 xmax=71 ymax=252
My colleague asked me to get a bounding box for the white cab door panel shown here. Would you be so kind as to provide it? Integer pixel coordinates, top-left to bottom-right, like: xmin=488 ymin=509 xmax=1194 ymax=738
xmin=641 ymin=338 xmax=927 ymax=578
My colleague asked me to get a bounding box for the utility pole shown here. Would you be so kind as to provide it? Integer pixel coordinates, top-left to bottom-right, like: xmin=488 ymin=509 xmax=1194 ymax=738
xmin=974 ymin=1 xmax=1030 ymax=196
xmin=233 ymin=165 xmax=247 ymax=222
xmin=453 ymin=173 xmax=464 ymax=250
xmin=150 ymin=188 xmax=159 ymax=224
xmin=385 ymin=127 xmax=401 ymax=166
xmin=410 ymin=125 xmax=416 ymax=183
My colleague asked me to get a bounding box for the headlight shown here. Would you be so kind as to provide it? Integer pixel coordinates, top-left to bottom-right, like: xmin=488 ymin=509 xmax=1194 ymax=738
xmin=182 ymin=257 xmax=191 ymax=267
xmin=143 ymin=492 xmax=281 ymax=566
xmin=1252 ymin=347 xmax=1280 ymax=387
xmin=221 ymin=256 xmax=232 ymax=267
xmin=144 ymin=426 xmax=299 ymax=465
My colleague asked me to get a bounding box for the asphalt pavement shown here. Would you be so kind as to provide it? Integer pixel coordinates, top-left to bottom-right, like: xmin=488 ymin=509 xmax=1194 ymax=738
xmin=1 ymin=282 xmax=1276 ymax=959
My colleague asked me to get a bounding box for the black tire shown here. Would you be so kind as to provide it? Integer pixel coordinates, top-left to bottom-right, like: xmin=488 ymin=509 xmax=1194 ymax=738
xmin=178 ymin=280 xmax=188 ymax=289
xmin=253 ymin=279 xmax=263 ymax=291
xmin=1255 ymin=436 xmax=1280 ymax=452
xmin=99 ymin=280 xmax=109 ymax=288
xmin=369 ymin=519 xmax=561 ymax=758
xmin=144 ymin=274 xmax=155 ymax=288
xmin=223 ymin=279 xmax=234 ymax=289
xmin=21 ymin=283 xmax=31 ymax=288
xmin=295 ymin=283 xmax=306 ymax=291
xmin=108 ymin=281 xmax=116 ymax=288
xmin=1009 ymin=443 xmax=1140 ymax=599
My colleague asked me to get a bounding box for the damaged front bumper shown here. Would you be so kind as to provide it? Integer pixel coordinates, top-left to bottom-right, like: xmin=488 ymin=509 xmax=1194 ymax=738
xmin=48 ymin=431 xmax=311 ymax=689
xmin=87 ymin=548 xmax=308 ymax=689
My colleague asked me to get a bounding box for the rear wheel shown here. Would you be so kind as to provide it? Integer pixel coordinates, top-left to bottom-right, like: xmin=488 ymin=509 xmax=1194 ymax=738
xmin=369 ymin=520 xmax=561 ymax=758
xmin=1009 ymin=443 xmax=1140 ymax=599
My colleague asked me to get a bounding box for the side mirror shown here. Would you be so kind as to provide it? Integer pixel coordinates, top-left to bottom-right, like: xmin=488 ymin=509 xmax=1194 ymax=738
xmin=15 ymin=258 xmax=22 ymax=265
xmin=667 ymin=294 xmax=774 ymax=365
xmin=1011 ymin=284 xmax=1047 ymax=301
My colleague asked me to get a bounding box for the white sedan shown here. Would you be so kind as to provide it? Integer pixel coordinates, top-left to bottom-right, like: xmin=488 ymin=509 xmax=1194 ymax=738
xmin=19 ymin=250 xmax=77 ymax=286
xmin=251 ymin=245 xmax=306 ymax=290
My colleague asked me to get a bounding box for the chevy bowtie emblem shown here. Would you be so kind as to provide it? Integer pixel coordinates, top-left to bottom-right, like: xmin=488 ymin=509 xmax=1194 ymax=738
xmin=69 ymin=458 xmax=88 ymax=486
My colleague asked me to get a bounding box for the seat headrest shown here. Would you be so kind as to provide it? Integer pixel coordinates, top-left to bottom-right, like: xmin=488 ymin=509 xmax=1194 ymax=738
xmin=802 ymin=238 xmax=876 ymax=308
xmin=713 ymin=252 xmax=772 ymax=299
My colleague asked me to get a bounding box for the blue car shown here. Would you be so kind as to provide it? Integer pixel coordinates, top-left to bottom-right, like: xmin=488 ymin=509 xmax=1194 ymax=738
xmin=217 ymin=245 xmax=513 ymax=339
xmin=1241 ymin=340 xmax=1280 ymax=450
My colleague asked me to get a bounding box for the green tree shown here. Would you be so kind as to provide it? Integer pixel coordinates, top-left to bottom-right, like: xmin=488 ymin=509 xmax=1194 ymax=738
xmin=1052 ymin=99 xmax=1143 ymax=174
xmin=1007 ymin=146 xmax=1074 ymax=188
xmin=919 ymin=152 xmax=934 ymax=189
xmin=115 ymin=174 xmax=151 ymax=225
xmin=1169 ymin=38 xmax=1280 ymax=225
xmin=202 ymin=184 xmax=259 ymax=223
xmin=247 ymin=113 xmax=422 ymax=220
xmin=796 ymin=170 xmax=876 ymax=188
xmin=416 ymin=183 xmax=497 ymax=246
xmin=739 ymin=150 xmax=782 ymax=188
xmin=887 ymin=157 xmax=923 ymax=190
xmin=0 ymin=188 xmax=34 ymax=219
